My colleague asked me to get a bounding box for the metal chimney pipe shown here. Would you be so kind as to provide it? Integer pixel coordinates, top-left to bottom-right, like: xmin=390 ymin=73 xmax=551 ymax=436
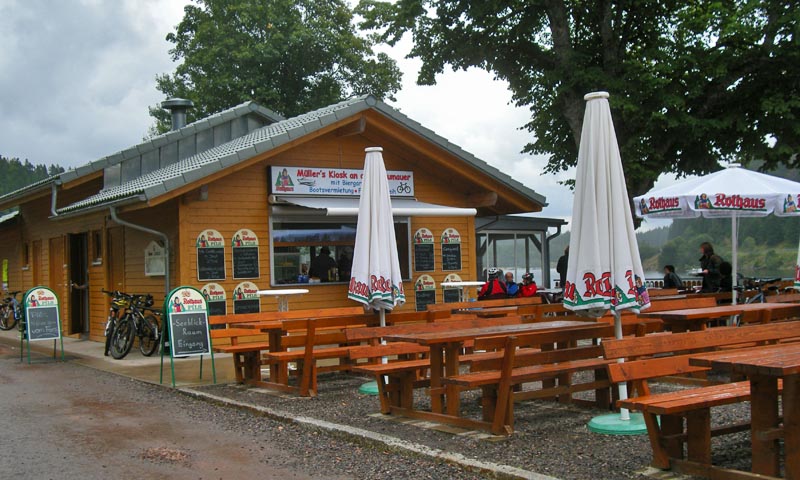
xmin=161 ymin=98 xmax=194 ymax=131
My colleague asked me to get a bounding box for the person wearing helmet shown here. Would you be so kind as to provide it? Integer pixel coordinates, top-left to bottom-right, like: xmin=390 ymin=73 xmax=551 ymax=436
xmin=478 ymin=267 xmax=507 ymax=300
xmin=518 ymin=272 xmax=538 ymax=297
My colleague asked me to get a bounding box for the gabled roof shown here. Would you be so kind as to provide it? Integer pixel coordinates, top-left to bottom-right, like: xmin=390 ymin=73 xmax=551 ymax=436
xmin=58 ymin=95 xmax=546 ymax=214
xmin=0 ymin=101 xmax=284 ymax=208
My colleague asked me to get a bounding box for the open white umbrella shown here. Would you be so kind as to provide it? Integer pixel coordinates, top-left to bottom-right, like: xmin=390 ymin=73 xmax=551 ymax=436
xmin=564 ymin=92 xmax=650 ymax=434
xmin=634 ymin=165 xmax=800 ymax=301
xmin=347 ymin=147 xmax=406 ymax=324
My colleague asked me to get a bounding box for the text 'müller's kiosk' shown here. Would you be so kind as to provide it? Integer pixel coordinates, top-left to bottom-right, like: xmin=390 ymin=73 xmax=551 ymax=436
xmin=21 ymin=286 xmax=64 ymax=363
xmin=160 ymin=286 xmax=216 ymax=387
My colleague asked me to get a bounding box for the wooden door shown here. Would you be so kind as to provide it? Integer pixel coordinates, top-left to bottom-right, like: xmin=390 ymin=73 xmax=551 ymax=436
xmin=107 ymin=227 xmax=125 ymax=292
xmin=31 ymin=240 xmax=42 ymax=285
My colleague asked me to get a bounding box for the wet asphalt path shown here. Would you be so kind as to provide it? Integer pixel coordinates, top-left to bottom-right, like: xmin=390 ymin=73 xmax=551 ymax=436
xmin=0 ymin=343 xmax=339 ymax=479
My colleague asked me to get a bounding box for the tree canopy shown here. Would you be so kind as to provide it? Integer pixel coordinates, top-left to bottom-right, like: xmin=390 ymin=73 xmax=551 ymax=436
xmin=150 ymin=0 xmax=403 ymax=132
xmin=357 ymin=0 xmax=800 ymax=208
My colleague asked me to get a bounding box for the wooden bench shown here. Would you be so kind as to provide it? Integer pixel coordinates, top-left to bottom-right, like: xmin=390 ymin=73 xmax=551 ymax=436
xmin=209 ymin=306 xmax=366 ymax=385
xmin=346 ymin=316 xmax=523 ymax=413
xmin=441 ymin=323 xmax=616 ymax=435
xmin=426 ymin=296 xmax=542 ymax=315
xmin=765 ymin=292 xmax=800 ymax=304
xmin=601 ymin=321 xmax=800 ymax=472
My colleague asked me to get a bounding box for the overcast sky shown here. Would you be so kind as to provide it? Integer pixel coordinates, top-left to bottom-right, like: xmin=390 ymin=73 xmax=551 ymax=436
xmin=0 ymin=0 xmax=677 ymax=228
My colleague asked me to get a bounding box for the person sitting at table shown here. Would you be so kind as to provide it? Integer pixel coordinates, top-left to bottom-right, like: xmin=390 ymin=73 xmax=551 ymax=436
xmin=504 ymin=271 xmax=519 ymax=297
xmin=662 ymin=265 xmax=683 ymax=289
xmin=517 ymin=272 xmax=538 ymax=297
xmin=478 ymin=267 xmax=507 ymax=300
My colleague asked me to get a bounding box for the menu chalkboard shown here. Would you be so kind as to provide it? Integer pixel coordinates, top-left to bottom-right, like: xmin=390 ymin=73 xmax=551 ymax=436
xmin=169 ymin=311 xmax=211 ymax=356
xmin=208 ymin=300 xmax=226 ymax=317
xmin=415 ymin=290 xmax=436 ymax=312
xmin=198 ymin=247 xmax=225 ymax=281
xmin=233 ymin=247 xmax=259 ymax=279
xmin=441 ymin=243 xmax=462 ymax=271
xmin=443 ymin=289 xmax=461 ymax=303
xmin=26 ymin=306 xmax=61 ymax=341
xmin=414 ymin=244 xmax=434 ymax=272
xmin=234 ymin=299 xmax=260 ymax=314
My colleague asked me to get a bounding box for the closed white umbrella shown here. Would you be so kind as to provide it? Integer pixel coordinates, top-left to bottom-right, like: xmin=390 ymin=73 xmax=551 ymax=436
xmin=634 ymin=165 xmax=800 ymax=301
xmin=565 ymin=92 xmax=650 ymax=434
xmin=348 ymin=147 xmax=406 ymax=323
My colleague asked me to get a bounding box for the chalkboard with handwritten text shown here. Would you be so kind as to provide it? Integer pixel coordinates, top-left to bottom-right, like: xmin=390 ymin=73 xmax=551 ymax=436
xmin=168 ymin=311 xmax=211 ymax=356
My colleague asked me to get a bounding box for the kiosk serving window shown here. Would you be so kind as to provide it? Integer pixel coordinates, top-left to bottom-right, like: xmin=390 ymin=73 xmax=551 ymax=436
xmin=270 ymin=217 xmax=411 ymax=286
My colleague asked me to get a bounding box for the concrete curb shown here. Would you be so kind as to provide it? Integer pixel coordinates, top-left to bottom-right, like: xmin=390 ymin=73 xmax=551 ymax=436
xmin=182 ymin=387 xmax=561 ymax=480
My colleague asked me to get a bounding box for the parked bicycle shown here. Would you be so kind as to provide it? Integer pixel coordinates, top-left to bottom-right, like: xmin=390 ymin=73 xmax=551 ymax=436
xmin=736 ymin=276 xmax=783 ymax=304
xmin=101 ymin=289 xmax=133 ymax=357
xmin=0 ymin=291 xmax=22 ymax=331
xmin=107 ymin=293 xmax=160 ymax=359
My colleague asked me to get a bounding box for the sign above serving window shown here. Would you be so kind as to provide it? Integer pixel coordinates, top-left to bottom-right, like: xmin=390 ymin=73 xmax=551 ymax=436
xmin=270 ymin=166 xmax=414 ymax=197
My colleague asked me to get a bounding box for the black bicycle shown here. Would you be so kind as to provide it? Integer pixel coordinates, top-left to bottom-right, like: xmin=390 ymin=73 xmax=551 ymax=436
xmin=0 ymin=291 xmax=22 ymax=331
xmin=108 ymin=293 xmax=160 ymax=359
xmin=101 ymin=290 xmax=132 ymax=357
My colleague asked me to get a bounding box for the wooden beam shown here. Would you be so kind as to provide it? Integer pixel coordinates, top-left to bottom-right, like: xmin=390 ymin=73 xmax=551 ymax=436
xmin=467 ymin=191 xmax=498 ymax=208
xmin=335 ymin=116 xmax=366 ymax=137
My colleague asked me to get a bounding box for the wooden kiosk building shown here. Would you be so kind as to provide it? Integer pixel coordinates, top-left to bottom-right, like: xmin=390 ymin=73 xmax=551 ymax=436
xmin=0 ymin=95 xmax=546 ymax=341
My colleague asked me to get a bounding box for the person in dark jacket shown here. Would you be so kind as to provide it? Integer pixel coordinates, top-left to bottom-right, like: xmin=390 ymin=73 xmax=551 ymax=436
xmin=699 ymin=242 xmax=723 ymax=292
xmin=662 ymin=265 xmax=683 ymax=289
xmin=556 ymin=246 xmax=569 ymax=288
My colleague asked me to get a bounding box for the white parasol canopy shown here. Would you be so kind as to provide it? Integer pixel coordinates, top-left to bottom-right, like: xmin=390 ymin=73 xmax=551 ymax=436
xmin=566 ymin=92 xmax=650 ymax=429
xmin=634 ymin=164 xmax=800 ymax=300
xmin=564 ymin=92 xmax=651 ymax=318
xmin=347 ymin=147 xmax=406 ymax=325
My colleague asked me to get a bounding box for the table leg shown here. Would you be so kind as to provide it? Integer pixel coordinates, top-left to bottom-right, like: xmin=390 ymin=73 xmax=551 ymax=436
xmin=750 ymin=375 xmax=780 ymax=477
xmin=429 ymin=347 xmax=444 ymax=413
xmin=277 ymin=296 xmax=289 ymax=312
xmin=785 ymin=375 xmax=800 ymax=480
xmin=444 ymin=342 xmax=461 ymax=416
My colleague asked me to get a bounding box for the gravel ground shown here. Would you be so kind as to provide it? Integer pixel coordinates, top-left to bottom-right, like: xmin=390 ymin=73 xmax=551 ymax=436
xmin=195 ymin=371 xmax=767 ymax=480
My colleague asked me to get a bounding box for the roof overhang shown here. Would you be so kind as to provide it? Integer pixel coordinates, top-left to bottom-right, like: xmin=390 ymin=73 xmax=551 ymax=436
xmin=271 ymin=195 xmax=477 ymax=217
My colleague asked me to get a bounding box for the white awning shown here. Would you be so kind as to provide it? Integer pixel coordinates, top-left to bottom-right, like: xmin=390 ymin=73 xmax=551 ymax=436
xmin=271 ymin=196 xmax=477 ymax=217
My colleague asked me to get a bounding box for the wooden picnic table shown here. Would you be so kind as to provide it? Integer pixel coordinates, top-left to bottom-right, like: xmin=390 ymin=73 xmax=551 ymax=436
xmin=638 ymin=302 xmax=799 ymax=332
xmin=383 ymin=320 xmax=600 ymax=415
xmin=690 ymin=342 xmax=800 ymax=479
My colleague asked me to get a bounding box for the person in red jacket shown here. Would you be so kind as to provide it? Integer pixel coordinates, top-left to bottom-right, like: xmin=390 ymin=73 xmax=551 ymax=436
xmin=478 ymin=267 xmax=507 ymax=300
xmin=517 ymin=272 xmax=538 ymax=297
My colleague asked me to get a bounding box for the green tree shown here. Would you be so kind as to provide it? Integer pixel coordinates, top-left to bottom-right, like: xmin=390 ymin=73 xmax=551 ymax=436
xmin=150 ymin=0 xmax=403 ymax=132
xmin=358 ymin=0 xmax=800 ymax=209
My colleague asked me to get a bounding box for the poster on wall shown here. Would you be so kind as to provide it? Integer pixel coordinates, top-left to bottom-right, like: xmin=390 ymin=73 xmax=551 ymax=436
xmin=201 ymin=282 xmax=227 ymax=319
xmin=232 ymin=229 xmax=260 ymax=279
xmin=413 ymin=228 xmax=435 ymax=272
xmin=197 ymin=229 xmax=226 ymax=281
xmin=414 ymin=274 xmax=436 ymax=312
xmin=270 ymin=166 xmax=415 ymax=197
xmin=442 ymin=273 xmax=463 ymax=303
xmin=144 ymin=241 xmax=166 ymax=277
xmin=440 ymin=228 xmax=462 ymax=271
xmin=233 ymin=281 xmax=261 ymax=314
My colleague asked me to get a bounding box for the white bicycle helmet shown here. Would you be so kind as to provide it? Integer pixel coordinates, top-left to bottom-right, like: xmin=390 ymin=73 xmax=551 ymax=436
xmin=487 ymin=267 xmax=500 ymax=278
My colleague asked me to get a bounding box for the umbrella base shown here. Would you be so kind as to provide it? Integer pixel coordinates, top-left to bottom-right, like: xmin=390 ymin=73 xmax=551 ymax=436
xmin=358 ymin=381 xmax=380 ymax=396
xmin=587 ymin=413 xmax=648 ymax=435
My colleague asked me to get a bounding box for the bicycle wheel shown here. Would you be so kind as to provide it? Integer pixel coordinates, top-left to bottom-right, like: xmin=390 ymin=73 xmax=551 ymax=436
xmin=104 ymin=319 xmax=116 ymax=357
xmin=0 ymin=306 xmax=16 ymax=330
xmin=138 ymin=315 xmax=159 ymax=357
xmin=110 ymin=317 xmax=135 ymax=359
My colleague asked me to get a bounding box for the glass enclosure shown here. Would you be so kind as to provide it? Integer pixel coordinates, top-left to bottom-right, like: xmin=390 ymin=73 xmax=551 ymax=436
xmin=476 ymin=231 xmax=546 ymax=285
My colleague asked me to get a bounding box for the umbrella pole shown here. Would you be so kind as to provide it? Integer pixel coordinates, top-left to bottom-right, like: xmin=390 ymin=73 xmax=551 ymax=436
xmin=732 ymin=214 xmax=738 ymax=306
xmin=613 ymin=310 xmax=630 ymax=421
